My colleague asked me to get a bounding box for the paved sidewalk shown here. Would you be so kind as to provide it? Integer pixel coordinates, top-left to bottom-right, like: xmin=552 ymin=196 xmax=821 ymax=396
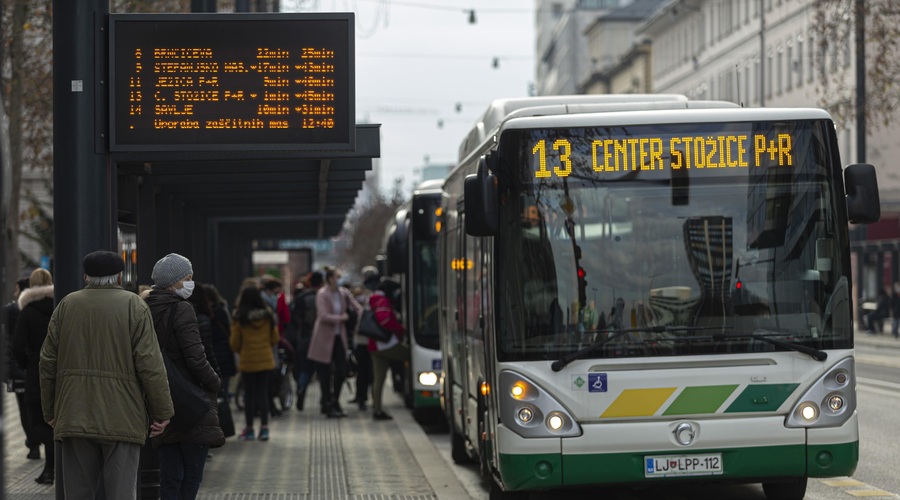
xmin=4 ymin=382 xmax=473 ymax=500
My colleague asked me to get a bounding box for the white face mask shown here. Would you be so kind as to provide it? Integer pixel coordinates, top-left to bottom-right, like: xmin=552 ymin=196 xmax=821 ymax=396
xmin=175 ymin=280 xmax=195 ymax=299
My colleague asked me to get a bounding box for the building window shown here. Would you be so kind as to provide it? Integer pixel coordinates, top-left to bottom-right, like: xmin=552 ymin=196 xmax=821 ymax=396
xmin=808 ymin=34 xmax=815 ymax=83
xmin=767 ymin=52 xmax=773 ymax=99
xmin=786 ymin=44 xmax=793 ymax=92
xmin=745 ymin=63 xmax=752 ymax=105
xmin=776 ymin=48 xmax=783 ymax=96
xmin=754 ymin=59 xmax=760 ymax=103
xmin=797 ymin=38 xmax=804 ymax=87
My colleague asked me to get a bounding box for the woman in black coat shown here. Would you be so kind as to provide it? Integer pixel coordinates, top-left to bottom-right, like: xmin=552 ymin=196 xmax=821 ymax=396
xmin=145 ymin=254 xmax=223 ymax=500
xmin=12 ymin=268 xmax=55 ymax=485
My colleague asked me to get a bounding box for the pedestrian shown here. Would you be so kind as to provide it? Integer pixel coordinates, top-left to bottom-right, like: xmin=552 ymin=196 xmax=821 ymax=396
xmin=290 ymin=271 xmax=323 ymax=411
xmin=349 ymin=266 xmax=379 ymax=411
xmin=145 ymin=253 xmax=224 ymax=500
xmin=204 ymin=283 xmax=237 ymax=400
xmin=307 ymin=267 xmax=362 ymax=418
xmin=260 ymin=277 xmax=292 ymax=416
xmin=12 ymin=268 xmax=55 ymax=484
xmin=39 ymin=250 xmax=174 ymax=499
xmin=4 ymin=277 xmax=40 ymax=460
xmin=230 ymin=286 xmax=279 ymax=441
xmin=892 ymin=283 xmax=900 ymax=339
xmin=369 ymin=278 xmax=409 ymax=421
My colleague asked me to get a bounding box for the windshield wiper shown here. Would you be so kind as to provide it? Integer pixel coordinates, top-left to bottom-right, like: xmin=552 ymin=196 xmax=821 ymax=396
xmin=710 ymin=330 xmax=828 ymax=362
xmin=550 ymin=325 xmax=727 ymax=372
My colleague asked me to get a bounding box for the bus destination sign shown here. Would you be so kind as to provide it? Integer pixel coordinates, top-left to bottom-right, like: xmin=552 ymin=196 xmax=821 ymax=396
xmin=109 ymin=13 xmax=354 ymax=152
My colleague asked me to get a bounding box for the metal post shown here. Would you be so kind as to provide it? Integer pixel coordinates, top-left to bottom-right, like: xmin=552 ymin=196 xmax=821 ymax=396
xmin=855 ymin=0 xmax=866 ymax=163
xmin=759 ymin=0 xmax=765 ymax=107
xmin=53 ymin=0 xmax=112 ymax=497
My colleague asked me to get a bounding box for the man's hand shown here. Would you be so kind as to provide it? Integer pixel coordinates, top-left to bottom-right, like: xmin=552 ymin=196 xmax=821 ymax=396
xmin=149 ymin=419 xmax=169 ymax=437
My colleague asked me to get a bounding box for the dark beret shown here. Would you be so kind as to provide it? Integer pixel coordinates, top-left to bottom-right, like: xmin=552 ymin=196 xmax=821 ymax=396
xmin=83 ymin=250 xmax=125 ymax=277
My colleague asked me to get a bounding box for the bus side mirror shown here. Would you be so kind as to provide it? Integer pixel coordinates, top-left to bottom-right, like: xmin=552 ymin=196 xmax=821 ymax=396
xmin=845 ymin=163 xmax=880 ymax=224
xmin=464 ymin=155 xmax=498 ymax=236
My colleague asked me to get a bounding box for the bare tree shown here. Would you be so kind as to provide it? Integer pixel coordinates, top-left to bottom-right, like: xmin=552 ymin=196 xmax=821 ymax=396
xmin=336 ymin=177 xmax=407 ymax=275
xmin=812 ymin=0 xmax=900 ymax=128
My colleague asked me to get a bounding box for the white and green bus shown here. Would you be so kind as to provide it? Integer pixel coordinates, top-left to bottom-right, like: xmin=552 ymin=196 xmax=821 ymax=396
xmin=380 ymin=179 xmax=444 ymax=420
xmin=438 ymin=95 xmax=880 ymax=500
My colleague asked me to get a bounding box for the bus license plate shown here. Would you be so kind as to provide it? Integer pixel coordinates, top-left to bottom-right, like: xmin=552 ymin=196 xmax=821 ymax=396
xmin=644 ymin=453 xmax=723 ymax=477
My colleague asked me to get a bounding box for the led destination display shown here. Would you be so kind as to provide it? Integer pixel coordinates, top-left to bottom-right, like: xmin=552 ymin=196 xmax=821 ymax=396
xmin=109 ymin=14 xmax=354 ymax=152
xmin=532 ymin=133 xmax=794 ymax=178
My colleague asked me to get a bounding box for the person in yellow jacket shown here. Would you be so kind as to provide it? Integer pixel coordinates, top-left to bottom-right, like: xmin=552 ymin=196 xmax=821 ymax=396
xmin=230 ymin=286 xmax=279 ymax=441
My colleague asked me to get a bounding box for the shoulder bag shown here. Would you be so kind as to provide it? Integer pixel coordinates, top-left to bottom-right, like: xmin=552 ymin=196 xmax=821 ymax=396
xmin=357 ymin=309 xmax=392 ymax=342
xmin=159 ymin=304 xmax=211 ymax=432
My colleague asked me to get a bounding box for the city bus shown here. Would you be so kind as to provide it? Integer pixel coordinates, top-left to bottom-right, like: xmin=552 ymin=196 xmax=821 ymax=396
xmin=437 ymin=95 xmax=881 ymax=499
xmin=381 ymin=179 xmax=444 ymax=420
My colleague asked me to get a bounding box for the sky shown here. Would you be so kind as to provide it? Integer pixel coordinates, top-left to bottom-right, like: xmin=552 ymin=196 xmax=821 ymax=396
xmin=282 ymin=0 xmax=536 ymax=193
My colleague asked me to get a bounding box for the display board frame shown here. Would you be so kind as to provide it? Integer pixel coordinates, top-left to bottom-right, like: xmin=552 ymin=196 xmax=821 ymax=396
xmin=108 ymin=13 xmax=355 ymax=152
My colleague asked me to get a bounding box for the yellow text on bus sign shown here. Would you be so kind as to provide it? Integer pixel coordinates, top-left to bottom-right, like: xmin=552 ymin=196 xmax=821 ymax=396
xmin=533 ymin=133 xmax=793 ymax=178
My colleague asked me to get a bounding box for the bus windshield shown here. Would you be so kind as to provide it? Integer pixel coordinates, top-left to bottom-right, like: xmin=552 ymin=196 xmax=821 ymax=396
xmin=494 ymin=120 xmax=852 ymax=362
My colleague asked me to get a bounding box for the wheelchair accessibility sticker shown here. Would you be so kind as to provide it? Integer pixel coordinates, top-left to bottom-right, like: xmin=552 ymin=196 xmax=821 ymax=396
xmin=589 ymin=373 xmax=607 ymax=393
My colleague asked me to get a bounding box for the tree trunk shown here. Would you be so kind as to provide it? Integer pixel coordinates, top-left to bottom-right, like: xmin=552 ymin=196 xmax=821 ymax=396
xmin=4 ymin=0 xmax=27 ymax=282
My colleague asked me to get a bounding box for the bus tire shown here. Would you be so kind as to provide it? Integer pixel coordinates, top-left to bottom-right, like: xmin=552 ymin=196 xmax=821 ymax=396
xmin=762 ymin=477 xmax=807 ymax=500
xmin=450 ymin=423 xmax=469 ymax=464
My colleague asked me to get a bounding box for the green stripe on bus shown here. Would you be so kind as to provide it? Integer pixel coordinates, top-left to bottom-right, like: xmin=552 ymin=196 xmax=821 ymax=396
xmin=496 ymin=442 xmax=858 ymax=489
xmin=414 ymin=392 xmax=440 ymax=407
xmin=558 ymin=444 xmax=805 ymax=485
xmin=663 ymin=385 xmax=739 ymax=415
xmin=497 ymin=453 xmax=562 ymax=490
xmin=807 ymin=441 xmax=858 ymax=477
xmin=724 ymin=384 xmax=799 ymax=413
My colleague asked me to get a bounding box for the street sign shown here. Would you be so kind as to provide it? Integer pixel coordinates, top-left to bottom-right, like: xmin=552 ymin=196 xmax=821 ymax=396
xmin=108 ymin=13 xmax=354 ymax=152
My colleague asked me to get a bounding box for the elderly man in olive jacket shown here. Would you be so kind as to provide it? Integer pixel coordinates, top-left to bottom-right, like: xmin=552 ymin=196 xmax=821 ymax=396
xmin=40 ymin=250 xmax=174 ymax=500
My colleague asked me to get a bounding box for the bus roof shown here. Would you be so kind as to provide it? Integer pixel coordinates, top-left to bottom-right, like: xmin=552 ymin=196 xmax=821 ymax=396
xmin=414 ymin=178 xmax=444 ymax=194
xmin=457 ymin=96 xmax=836 ymax=165
xmin=457 ymin=94 xmax=740 ymax=163
xmin=500 ymin=106 xmax=834 ymax=131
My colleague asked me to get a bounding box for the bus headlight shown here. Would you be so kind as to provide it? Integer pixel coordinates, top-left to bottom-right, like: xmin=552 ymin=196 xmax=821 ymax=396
xmin=418 ymin=371 xmax=439 ymax=386
xmin=499 ymin=371 xmax=581 ymax=438
xmin=785 ymin=357 xmax=855 ymax=428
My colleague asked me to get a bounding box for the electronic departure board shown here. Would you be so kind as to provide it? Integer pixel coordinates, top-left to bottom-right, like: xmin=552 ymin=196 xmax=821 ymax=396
xmin=109 ymin=13 xmax=354 ymax=152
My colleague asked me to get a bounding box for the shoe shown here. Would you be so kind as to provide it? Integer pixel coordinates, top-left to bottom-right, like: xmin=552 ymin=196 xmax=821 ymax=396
xmin=27 ymin=447 xmax=40 ymax=460
xmin=373 ymin=411 xmax=393 ymax=421
xmin=359 ymin=401 xmax=367 ymax=411
xmin=238 ymin=428 xmax=255 ymax=441
xmin=258 ymin=427 xmax=270 ymax=441
xmin=271 ymin=408 xmax=287 ymax=419
xmin=35 ymin=469 xmax=54 ymax=485
xmin=326 ymin=407 xmax=347 ymax=418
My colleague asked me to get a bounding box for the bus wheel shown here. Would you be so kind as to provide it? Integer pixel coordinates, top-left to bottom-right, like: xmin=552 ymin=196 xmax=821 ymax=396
xmin=489 ymin=477 xmax=529 ymax=500
xmin=450 ymin=424 xmax=469 ymax=465
xmin=762 ymin=477 xmax=807 ymax=500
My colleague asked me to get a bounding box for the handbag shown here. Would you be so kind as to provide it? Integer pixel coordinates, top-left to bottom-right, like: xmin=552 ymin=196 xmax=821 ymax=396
xmin=357 ymin=309 xmax=392 ymax=342
xmin=159 ymin=305 xmax=211 ymax=432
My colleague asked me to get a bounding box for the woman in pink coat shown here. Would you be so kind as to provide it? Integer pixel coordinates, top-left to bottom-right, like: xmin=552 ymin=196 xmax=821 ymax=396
xmin=306 ymin=267 xmax=362 ymax=417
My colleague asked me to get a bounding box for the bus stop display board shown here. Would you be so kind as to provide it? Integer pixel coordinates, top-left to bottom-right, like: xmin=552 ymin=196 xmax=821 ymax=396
xmin=109 ymin=13 xmax=354 ymax=152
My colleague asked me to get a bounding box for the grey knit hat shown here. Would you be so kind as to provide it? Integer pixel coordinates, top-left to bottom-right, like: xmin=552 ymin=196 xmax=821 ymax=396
xmin=151 ymin=253 xmax=193 ymax=289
